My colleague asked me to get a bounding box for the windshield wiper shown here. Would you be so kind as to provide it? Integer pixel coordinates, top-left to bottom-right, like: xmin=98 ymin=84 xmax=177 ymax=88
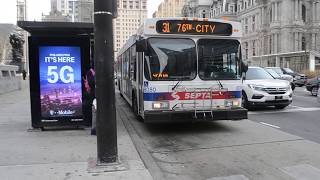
xmin=172 ymin=81 xmax=181 ymax=91
xmin=216 ymin=79 xmax=224 ymax=89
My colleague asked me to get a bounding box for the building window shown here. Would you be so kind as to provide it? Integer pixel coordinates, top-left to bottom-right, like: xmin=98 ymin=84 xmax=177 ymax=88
xmin=252 ymin=40 xmax=256 ymax=56
xmin=244 ymin=42 xmax=248 ymax=59
xmin=270 ymin=9 xmax=272 ymax=22
xmin=252 ymin=15 xmax=255 ymax=32
xmin=302 ymin=4 xmax=306 ymax=22
xmin=269 ymin=36 xmax=272 ymax=54
xmin=302 ymin=36 xmax=306 ymax=50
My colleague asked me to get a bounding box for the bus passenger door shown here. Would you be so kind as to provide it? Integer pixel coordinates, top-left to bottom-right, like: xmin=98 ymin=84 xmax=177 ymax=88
xmin=137 ymin=52 xmax=144 ymax=115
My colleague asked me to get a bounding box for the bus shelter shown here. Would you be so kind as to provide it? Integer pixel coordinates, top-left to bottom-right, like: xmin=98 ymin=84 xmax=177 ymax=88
xmin=18 ymin=21 xmax=94 ymax=128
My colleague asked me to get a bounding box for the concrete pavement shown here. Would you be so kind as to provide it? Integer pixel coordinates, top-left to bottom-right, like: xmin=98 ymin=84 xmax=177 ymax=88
xmin=0 ymin=81 xmax=153 ymax=180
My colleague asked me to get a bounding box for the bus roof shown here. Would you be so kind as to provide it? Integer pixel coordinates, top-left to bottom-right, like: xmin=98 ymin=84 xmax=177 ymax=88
xmin=117 ymin=17 xmax=242 ymax=57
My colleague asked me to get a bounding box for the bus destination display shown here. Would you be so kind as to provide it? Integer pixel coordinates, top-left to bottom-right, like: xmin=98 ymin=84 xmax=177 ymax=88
xmin=156 ymin=20 xmax=233 ymax=36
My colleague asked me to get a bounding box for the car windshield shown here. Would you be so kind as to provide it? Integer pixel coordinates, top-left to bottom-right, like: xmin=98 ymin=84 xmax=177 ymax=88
xmin=264 ymin=68 xmax=280 ymax=78
xmin=246 ymin=68 xmax=274 ymax=80
xmin=283 ymin=68 xmax=294 ymax=73
xmin=267 ymin=67 xmax=283 ymax=75
xmin=198 ymin=39 xmax=241 ymax=80
xmin=144 ymin=38 xmax=197 ymax=81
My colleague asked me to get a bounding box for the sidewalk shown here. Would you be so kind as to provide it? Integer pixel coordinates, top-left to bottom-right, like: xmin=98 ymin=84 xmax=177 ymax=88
xmin=0 ymin=81 xmax=153 ymax=180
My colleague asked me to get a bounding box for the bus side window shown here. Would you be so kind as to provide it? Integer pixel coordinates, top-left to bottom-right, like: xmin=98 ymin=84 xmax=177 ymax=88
xmin=131 ymin=45 xmax=137 ymax=81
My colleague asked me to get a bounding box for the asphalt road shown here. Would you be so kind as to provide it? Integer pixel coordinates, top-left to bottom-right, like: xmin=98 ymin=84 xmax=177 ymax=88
xmin=117 ymin=87 xmax=320 ymax=180
xmin=249 ymin=86 xmax=320 ymax=144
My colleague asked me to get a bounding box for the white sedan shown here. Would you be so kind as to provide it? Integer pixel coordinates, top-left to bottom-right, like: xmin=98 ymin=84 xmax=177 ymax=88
xmin=242 ymin=67 xmax=293 ymax=110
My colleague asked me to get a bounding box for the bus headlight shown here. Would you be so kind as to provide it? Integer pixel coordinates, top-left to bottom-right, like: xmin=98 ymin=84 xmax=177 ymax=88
xmin=233 ymin=100 xmax=240 ymax=107
xmin=225 ymin=100 xmax=233 ymax=107
xmin=225 ymin=100 xmax=241 ymax=108
xmin=152 ymin=101 xmax=170 ymax=110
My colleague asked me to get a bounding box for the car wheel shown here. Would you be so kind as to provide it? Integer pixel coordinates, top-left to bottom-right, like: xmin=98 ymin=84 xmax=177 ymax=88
xmin=275 ymin=105 xmax=288 ymax=109
xmin=311 ymin=87 xmax=318 ymax=96
xmin=291 ymin=83 xmax=295 ymax=91
xmin=242 ymin=91 xmax=252 ymax=110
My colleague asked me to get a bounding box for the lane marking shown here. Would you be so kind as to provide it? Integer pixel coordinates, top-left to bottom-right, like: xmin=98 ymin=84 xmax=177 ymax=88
xmin=281 ymin=164 xmax=320 ymax=180
xmin=249 ymin=107 xmax=320 ymax=115
xmin=207 ymin=175 xmax=250 ymax=180
xmin=260 ymin=122 xmax=280 ymax=129
xmin=288 ymin=105 xmax=304 ymax=108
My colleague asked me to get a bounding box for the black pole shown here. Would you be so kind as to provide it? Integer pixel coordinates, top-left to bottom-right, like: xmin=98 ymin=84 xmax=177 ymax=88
xmin=94 ymin=0 xmax=117 ymax=163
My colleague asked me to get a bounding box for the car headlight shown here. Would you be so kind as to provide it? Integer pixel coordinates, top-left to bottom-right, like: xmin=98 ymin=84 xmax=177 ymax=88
xmin=248 ymin=84 xmax=264 ymax=91
xmin=152 ymin=101 xmax=170 ymax=110
xmin=286 ymin=85 xmax=291 ymax=91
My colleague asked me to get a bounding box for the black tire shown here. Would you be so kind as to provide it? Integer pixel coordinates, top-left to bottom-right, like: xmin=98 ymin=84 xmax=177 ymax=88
xmin=275 ymin=105 xmax=288 ymax=109
xmin=132 ymin=96 xmax=138 ymax=115
xmin=242 ymin=91 xmax=251 ymax=110
xmin=291 ymin=83 xmax=295 ymax=91
xmin=311 ymin=87 xmax=318 ymax=96
xmin=132 ymin=95 xmax=143 ymax=122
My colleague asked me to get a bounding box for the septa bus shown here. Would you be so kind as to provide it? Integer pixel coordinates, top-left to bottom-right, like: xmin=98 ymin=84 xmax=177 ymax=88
xmin=116 ymin=18 xmax=248 ymax=123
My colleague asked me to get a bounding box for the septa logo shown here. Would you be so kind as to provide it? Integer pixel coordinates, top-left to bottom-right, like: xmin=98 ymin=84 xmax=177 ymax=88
xmin=171 ymin=92 xmax=180 ymax=100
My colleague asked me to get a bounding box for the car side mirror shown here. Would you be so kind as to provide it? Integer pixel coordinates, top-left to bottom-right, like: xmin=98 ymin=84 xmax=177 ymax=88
xmin=136 ymin=39 xmax=147 ymax=52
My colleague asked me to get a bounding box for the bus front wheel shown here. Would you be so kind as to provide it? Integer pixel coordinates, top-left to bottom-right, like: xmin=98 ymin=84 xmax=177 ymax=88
xmin=132 ymin=95 xmax=143 ymax=122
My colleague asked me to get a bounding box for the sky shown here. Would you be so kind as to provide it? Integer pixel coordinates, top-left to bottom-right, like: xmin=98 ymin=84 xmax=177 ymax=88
xmin=0 ymin=0 xmax=163 ymax=24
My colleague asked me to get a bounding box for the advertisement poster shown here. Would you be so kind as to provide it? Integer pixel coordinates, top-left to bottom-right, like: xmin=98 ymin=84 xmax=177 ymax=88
xmin=39 ymin=46 xmax=82 ymax=118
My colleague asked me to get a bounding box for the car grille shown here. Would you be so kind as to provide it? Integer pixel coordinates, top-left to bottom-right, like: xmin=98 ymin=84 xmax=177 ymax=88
xmin=299 ymin=75 xmax=307 ymax=80
xmin=263 ymin=87 xmax=287 ymax=94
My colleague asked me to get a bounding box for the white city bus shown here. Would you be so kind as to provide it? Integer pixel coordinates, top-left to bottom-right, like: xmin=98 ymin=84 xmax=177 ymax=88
xmin=116 ymin=17 xmax=248 ymax=123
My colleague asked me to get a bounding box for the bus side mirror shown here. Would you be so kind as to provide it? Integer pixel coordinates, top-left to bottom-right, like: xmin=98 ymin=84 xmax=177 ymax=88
xmin=241 ymin=61 xmax=248 ymax=73
xmin=136 ymin=39 xmax=147 ymax=52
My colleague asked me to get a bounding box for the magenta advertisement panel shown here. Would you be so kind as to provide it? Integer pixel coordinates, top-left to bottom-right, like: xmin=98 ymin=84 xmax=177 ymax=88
xmin=39 ymin=46 xmax=83 ymax=118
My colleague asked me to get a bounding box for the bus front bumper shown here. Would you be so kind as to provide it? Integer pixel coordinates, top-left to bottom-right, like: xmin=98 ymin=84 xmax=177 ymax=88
xmin=143 ymin=108 xmax=248 ymax=123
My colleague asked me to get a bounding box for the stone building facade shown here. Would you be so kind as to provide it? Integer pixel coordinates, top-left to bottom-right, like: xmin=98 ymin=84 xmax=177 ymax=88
xmin=153 ymin=0 xmax=186 ymax=18
xmin=113 ymin=0 xmax=147 ymax=56
xmin=42 ymin=0 xmax=94 ymax=23
xmin=182 ymin=0 xmax=320 ymax=71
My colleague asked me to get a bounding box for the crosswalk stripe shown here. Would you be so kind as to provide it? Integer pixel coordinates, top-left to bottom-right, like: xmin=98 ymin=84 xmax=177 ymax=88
xmin=260 ymin=122 xmax=280 ymax=129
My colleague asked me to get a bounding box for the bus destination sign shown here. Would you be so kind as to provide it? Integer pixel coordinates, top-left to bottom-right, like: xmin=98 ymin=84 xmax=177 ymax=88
xmin=156 ymin=20 xmax=233 ymax=36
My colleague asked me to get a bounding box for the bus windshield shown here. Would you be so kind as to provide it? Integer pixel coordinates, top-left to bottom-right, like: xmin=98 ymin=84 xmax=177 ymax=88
xmin=144 ymin=38 xmax=197 ymax=81
xmin=198 ymin=39 xmax=241 ymax=80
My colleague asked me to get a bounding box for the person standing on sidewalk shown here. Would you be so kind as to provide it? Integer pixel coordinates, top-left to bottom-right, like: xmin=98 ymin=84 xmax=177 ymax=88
xmin=22 ymin=69 xmax=26 ymax=80
xmin=83 ymin=66 xmax=96 ymax=134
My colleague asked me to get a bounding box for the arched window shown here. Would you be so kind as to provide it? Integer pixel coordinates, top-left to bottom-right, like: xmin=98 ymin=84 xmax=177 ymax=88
xmin=202 ymin=10 xmax=206 ymax=18
xmin=302 ymin=4 xmax=306 ymax=22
